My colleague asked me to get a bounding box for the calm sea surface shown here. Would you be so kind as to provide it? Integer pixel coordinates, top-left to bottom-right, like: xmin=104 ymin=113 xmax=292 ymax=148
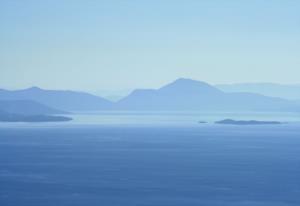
xmin=0 ymin=112 xmax=300 ymax=206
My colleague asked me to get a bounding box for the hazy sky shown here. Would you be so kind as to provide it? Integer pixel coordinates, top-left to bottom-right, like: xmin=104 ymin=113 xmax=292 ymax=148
xmin=1 ymin=0 xmax=300 ymax=91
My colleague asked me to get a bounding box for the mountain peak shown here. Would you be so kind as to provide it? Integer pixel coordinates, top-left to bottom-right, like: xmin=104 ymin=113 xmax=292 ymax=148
xmin=27 ymin=86 xmax=43 ymax=91
xmin=159 ymin=78 xmax=222 ymax=94
xmin=166 ymin=78 xmax=215 ymax=87
xmin=173 ymin=78 xmax=198 ymax=83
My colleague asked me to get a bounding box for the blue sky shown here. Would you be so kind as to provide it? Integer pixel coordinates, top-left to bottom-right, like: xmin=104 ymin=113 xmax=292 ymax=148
xmin=1 ymin=0 xmax=300 ymax=91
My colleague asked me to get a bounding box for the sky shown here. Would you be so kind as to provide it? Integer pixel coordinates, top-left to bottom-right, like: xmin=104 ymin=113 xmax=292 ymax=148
xmin=1 ymin=0 xmax=300 ymax=91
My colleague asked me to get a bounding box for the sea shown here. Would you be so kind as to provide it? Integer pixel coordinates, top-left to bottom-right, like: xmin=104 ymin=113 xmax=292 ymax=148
xmin=0 ymin=111 xmax=300 ymax=206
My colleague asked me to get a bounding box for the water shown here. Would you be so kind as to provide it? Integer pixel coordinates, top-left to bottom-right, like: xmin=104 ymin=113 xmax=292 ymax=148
xmin=1 ymin=111 xmax=299 ymax=128
xmin=0 ymin=112 xmax=300 ymax=205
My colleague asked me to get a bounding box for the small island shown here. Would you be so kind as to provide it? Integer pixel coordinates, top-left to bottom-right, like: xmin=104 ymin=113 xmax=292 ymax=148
xmin=0 ymin=111 xmax=72 ymax=122
xmin=198 ymin=121 xmax=207 ymax=124
xmin=215 ymin=119 xmax=282 ymax=125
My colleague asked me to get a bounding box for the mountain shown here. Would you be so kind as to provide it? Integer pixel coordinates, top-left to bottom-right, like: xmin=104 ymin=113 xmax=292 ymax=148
xmin=216 ymin=83 xmax=300 ymax=100
xmin=116 ymin=78 xmax=300 ymax=111
xmin=1 ymin=79 xmax=300 ymax=112
xmin=0 ymin=100 xmax=67 ymax=115
xmin=116 ymin=78 xmax=223 ymax=110
xmin=0 ymin=87 xmax=113 ymax=111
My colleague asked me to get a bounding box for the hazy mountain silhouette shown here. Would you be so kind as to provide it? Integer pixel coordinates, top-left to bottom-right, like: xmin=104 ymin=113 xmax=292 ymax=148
xmin=117 ymin=78 xmax=222 ymax=110
xmin=0 ymin=100 xmax=67 ymax=115
xmin=0 ymin=87 xmax=112 ymax=111
xmin=116 ymin=78 xmax=300 ymax=111
xmin=1 ymin=79 xmax=299 ymax=112
xmin=216 ymin=83 xmax=300 ymax=100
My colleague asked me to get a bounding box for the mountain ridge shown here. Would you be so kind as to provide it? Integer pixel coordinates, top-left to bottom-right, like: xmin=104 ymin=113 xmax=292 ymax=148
xmin=0 ymin=100 xmax=67 ymax=115
xmin=1 ymin=79 xmax=300 ymax=112
xmin=116 ymin=78 xmax=300 ymax=111
xmin=0 ymin=87 xmax=113 ymax=111
xmin=216 ymin=83 xmax=300 ymax=100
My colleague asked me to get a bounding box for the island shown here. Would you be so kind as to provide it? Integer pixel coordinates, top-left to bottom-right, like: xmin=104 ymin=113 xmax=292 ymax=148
xmin=0 ymin=111 xmax=72 ymax=122
xmin=198 ymin=121 xmax=207 ymax=124
xmin=215 ymin=119 xmax=282 ymax=125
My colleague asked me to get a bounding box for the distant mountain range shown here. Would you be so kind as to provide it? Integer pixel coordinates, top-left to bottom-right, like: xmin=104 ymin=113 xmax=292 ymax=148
xmin=1 ymin=79 xmax=300 ymax=113
xmin=0 ymin=100 xmax=66 ymax=115
xmin=0 ymin=100 xmax=71 ymax=122
xmin=216 ymin=83 xmax=300 ymax=100
xmin=0 ymin=87 xmax=112 ymax=111
xmin=116 ymin=78 xmax=300 ymax=111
